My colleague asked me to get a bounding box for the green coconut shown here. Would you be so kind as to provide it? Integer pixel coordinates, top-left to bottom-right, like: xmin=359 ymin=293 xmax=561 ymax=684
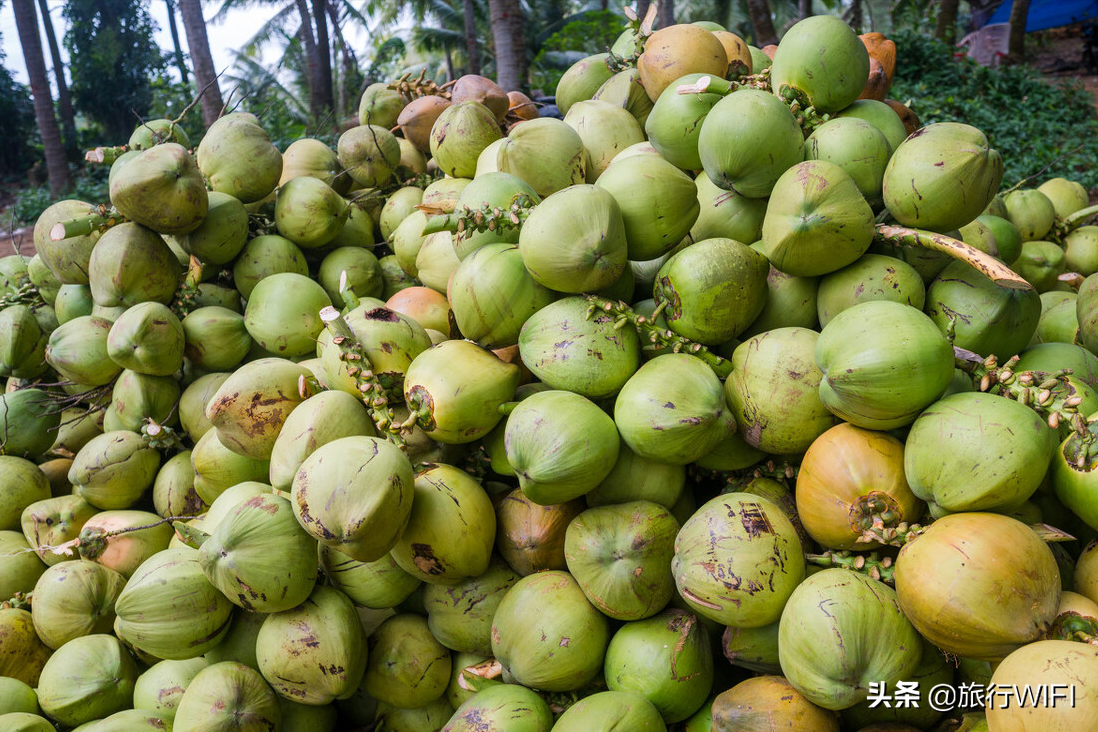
xmin=389 ymin=463 xmax=496 ymax=584
xmin=770 ymin=15 xmax=869 ymax=112
xmin=698 ymin=88 xmax=805 ymax=198
xmin=173 ymin=191 xmax=250 ymax=265
xmin=1039 ymin=177 xmax=1089 ymax=218
xmin=495 ymin=118 xmax=587 ymax=198
xmin=68 ymin=431 xmax=160 ymax=511
xmin=256 ymin=584 xmax=367 ymax=704
xmin=779 ymin=569 xmax=922 ymax=710
xmin=906 ymin=392 xmax=1053 ymax=514
xmin=423 ymin=560 xmax=519 ymax=654
xmin=596 ymin=153 xmax=700 ymax=260
xmin=564 ymin=501 xmax=678 ymax=621
xmin=556 ymin=54 xmax=614 ymax=115
xmin=490 ymin=570 xmax=609 ymax=692
xmin=816 ymin=300 xmax=954 ymax=429
xmin=196 ymin=112 xmax=282 ymax=203
xmin=655 ymin=237 xmax=769 ymax=344
xmin=672 ymin=492 xmax=804 ymax=626
xmin=403 ymin=340 xmax=520 ymax=444
xmin=0 ymin=389 xmax=60 ymax=459
xmin=817 ymin=253 xmax=925 ymax=326
xmin=564 ymin=99 xmax=645 ymax=182
xmin=805 ymin=117 xmax=891 ymax=204
xmin=173 ymin=661 xmax=281 ymax=732
xmin=592 ymin=68 xmax=655 ymax=127
xmin=614 ymin=353 xmax=735 ymax=465
xmin=361 ymin=613 xmax=451 ymax=709
xmin=291 ymin=435 xmax=414 ymax=561
xmin=205 ymin=358 xmax=312 ymax=460
xmin=758 ymin=160 xmax=875 ymax=277
xmin=504 ymin=390 xmax=620 ymax=505
xmin=359 ymin=82 xmax=406 ymax=128
xmin=449 ymin=243 xmax=556 ymax=348
xmin=690 ymin=171 xmax=768 ymax=244
xmin=430 ymin=102 xmax=503 ymax=179
xmin=45 ymin=315 xmax=121 ymax=385
xmin=882 ymin=123 xmax=1003 ymax=232
xmin=725 ymin=327 xmax=838 ymax=454
xmin=274 ymin=176 xmax=349 ymax=250
xmin=33 ymin=199 xmax=101 ymax=285
xmin=36 ymin=634 xmax=138 ymax=727
xmin=106 ymin=301 xmax=185 ymax=376
xmin=585 ymin=444 xmax=686 ymax=509
xmin=109 ymin=143 xmax=208 ymax=235
xmin=925 ymin=260 xmax=1041 ymax=360
xmin=30 ymin=560 xmax=126 ymax=649
xmin=603 ymin=609 xmax=714 ymax=722
xmin=87 ymin=223 xmax=181 ymax=307
xmin=553 ymin=691 xmax=666 ymax=732
xmin=1004 ymin=188 xmax=1057 ymax=242
xmin=442 ymin=684 xmax=553 ymax=732
xmin=319 ymin=544 xmax=421 ymax=609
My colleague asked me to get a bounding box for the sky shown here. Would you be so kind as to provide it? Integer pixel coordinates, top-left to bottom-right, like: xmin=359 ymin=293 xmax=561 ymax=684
xmin=0 ymin=0 xmax=285 ymax=88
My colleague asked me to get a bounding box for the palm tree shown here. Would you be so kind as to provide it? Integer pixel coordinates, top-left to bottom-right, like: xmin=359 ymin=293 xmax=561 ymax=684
xmin=12 ymin=0 xmax=70 ymax=193
xmin=488 ymin=0 xmax=526 ymax=90
xmin=1007 ymin=0 xmax=1030 ymax=63
xmin=35 ymin=0 xmax=77 ymax=153
xmin=164 ymin=0 xmax=191 ymax=84
xmin=179 ymin=0 xmax=226 ymax=128
xmin=745 ymin=0 xmax=778 ymax=45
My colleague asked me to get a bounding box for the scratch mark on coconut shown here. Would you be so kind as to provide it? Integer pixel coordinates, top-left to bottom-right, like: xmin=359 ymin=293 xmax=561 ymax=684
xmin=412 ymin=543 xmax=446 ymax=575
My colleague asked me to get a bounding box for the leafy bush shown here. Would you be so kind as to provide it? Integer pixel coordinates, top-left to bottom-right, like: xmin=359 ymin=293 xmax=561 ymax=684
xmin=532 ymin=10 xmax=625 ymax=95
xmin=0 ymin=62 xmax=37 ymax=178
xmin=890 ymin=29 xmax=1098 ymax=191
xmin=13 ymin=165 xmax=110 ymax=226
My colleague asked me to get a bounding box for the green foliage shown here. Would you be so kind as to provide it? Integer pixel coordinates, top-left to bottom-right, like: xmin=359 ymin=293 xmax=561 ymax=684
xmin=0 ymin=27 xmax=38 ymax=177
xmin=146 ymin=78 xmax=208 ymax=148
xmin=63 ymin=0 xmax=169 ymax=144
xmin=890 ymin=29 xmax=1098 ymax=191
xmin=532 ymin=10 xmax=624 ymax=93
xmin=13 ymin=165 xmax=110 ymax=225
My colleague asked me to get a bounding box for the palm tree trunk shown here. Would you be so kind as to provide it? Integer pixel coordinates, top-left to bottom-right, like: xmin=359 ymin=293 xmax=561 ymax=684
xmin=636 ymin=0 xmax=650 ymax=21
xmin=746 ymin=0 xmax=779 ymax=46
xmin=178 ymin=0 xmax=225 ymax=129
xmin=294 ymin=0 xmax=323 ymax=121
xmin=934 ymin=0 xmax=960 ymax=43
xmin=657 ymin=0 xmax=674 ymax=28
xmin=488 ymin=0 xmax=526 ymax=91
xmin=463 ymin=0 xmax=481 ymax=75
xmin=325 ymin=0 xmax=356 ymax=120
xmin=1008 ymin=0 xmax=1031 ymax=63
xmin=798 ymin=0 xmax=812 ymax=20
xmin=35 ymin=0 xmax=76 ymax=154
xmin=312 ymin=0 xmax=334 ymax=115
xmin=849 ymin=0 xmax=863 ymax=33
xmin=444 ymin=47 xmax=455 ymax=81
xmin=164 ymin=0 xmax=190 ymax=84
xmin=12 ymin=0 xmax=70 ymax=194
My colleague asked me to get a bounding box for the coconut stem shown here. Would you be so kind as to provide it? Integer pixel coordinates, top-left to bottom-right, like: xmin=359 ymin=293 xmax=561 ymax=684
xmin=856 ymin=520 xmax=926 ymax=548
xmin=338 ymin=270 xmax=360 ymax=311
xmin=874 ymin=225 xmax=1032 ymax=290
xmin=423 ymin=196 xmax=536 ymax=241
xmin=387 ymin=69 xmax=452 ymax=102
xmin=171 ymin=520 xmax=212 ymax=550
xmin=1049 ymin=612 xmax=1098 ymax=644
xmin=170 ymin=255 xmax=205 ymax=318
xmin=49 ymin=206 xmax=127 ymax=241
xmin=0 ymin=279 xmax=44 ymax=309
xmin=584 ymin=295 xmax=733 ymax=378
xmin=84 ymin=145 xmax=128 ymax=164
xmin=320 ymin=306 xmax=408 ymax=448
xmin=141 ymin=418 xmax=185 ymax=452
xmin=1055 ymin=204 xmax=1098 ymax=241
xmin=806 ymin=550 xmax=896 ymax=585
xmin=960 ymin=352 xmax=1094 ymax=440
xmin=0 ymin=592 xmax=31 ymax=611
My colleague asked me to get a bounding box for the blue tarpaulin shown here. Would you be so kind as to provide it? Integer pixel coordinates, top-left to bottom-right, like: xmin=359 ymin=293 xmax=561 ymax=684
xmin=989 ymin=0 xmax=1098 ymax=32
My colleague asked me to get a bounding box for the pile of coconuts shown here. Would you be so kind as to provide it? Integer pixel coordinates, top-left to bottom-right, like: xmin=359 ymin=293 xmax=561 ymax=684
xmin=5 ymin=5 xmax=1098 ymax=732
